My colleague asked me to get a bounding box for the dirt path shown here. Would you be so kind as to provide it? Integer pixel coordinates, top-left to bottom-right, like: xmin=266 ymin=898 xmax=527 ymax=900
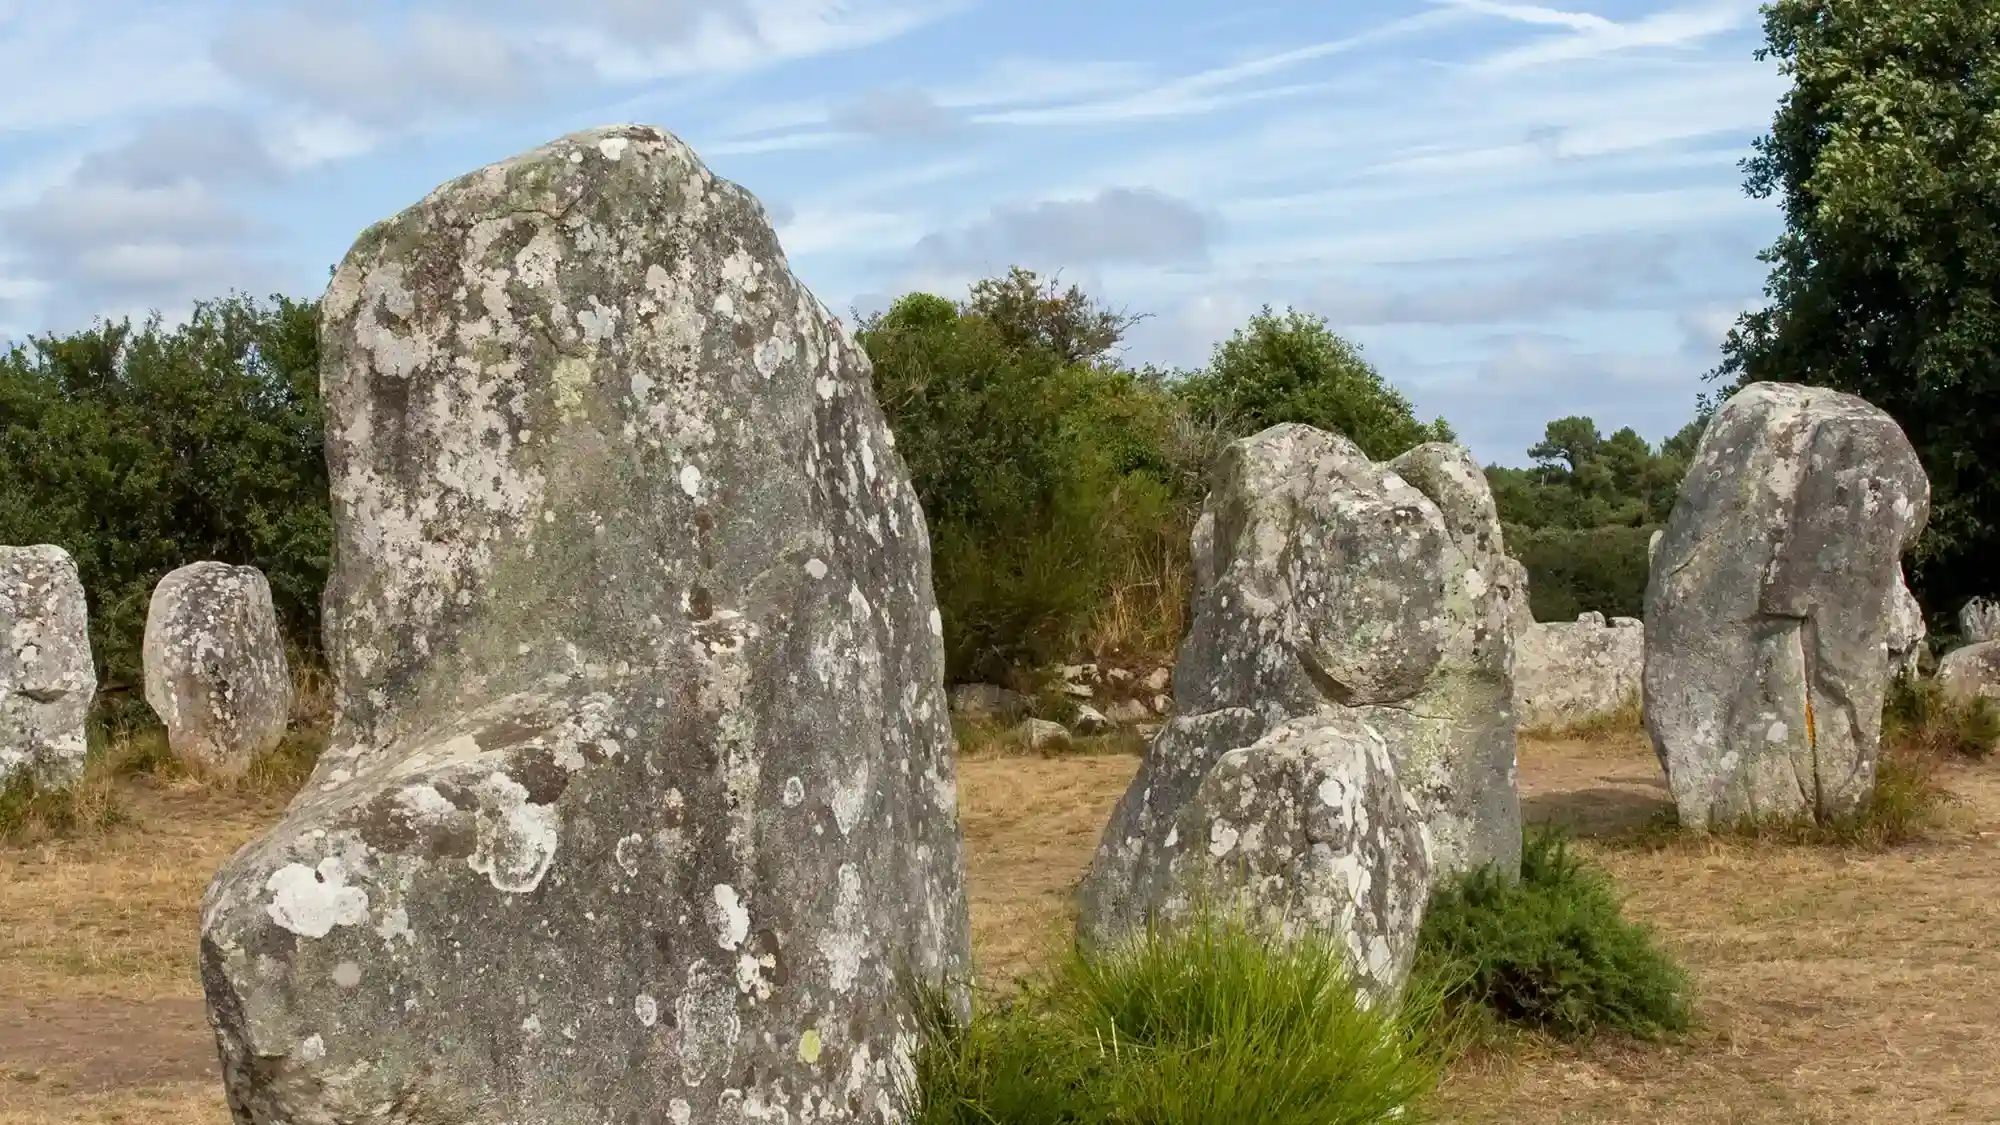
xmin=4 ymin=738 xmax=1995 ymax=1123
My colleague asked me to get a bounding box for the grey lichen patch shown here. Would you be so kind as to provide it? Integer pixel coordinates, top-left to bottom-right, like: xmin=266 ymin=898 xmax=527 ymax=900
xmin=0 ymin=545 xmax=95 ymax=789
xmin=201 ymin=124 xmax=968 ymax=1125
xmin=1644 ymin=381 xmax=1929 ymax=828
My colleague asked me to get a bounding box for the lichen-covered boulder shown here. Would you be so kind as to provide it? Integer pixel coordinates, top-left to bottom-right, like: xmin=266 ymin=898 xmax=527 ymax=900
xmin=1959 ymin=598 xmax=2000 ymax=644
xmin=1499 ymin=555 xmax=1534 ymax=636
xmin=1176 ymin=424 xmax=1450 ymax=722
xmin=1515 ymin=613 xmax=1644 ymax=731
xmin=0 ymin=546 xmax=95 ymax=788
xmin=1082 ymin=425 xmax=1519 ymax=1001
xmin=1384 ymin=442 xmax=1521 ymax=877
xmin=199 ymin=126 xmax=969 ymax=1125
xmin=144 ymin=562 xmax=293 ymax=774
xmin=1644 ymin=382 xmax=1928 ymax=828
xmin=1089 ymin=712 xmax=1431 ymax=1007
xmin=1937 ymin=641 xmax=2000 ymax=706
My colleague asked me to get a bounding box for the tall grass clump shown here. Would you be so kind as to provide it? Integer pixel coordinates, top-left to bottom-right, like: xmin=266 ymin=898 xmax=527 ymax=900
xmin=1885 ymin=674 xmax=1998 ymax=761
xmin=1415 ymin=829 xmax=1691 ymax=1042
xmin=911 ymin=912 xmax=1444 ymax=1125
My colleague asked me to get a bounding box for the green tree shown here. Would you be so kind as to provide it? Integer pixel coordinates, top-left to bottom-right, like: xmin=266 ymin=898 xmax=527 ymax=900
xmin=0 ymin=296 xmax=329 ymax=692
xmin=859 ymin=277 xmax=1188 ymax=681
xmin=1175 ymin=307 xmax=1453 ymax=461
xmin=1715 ymin=0 xmax=2000 ymax=612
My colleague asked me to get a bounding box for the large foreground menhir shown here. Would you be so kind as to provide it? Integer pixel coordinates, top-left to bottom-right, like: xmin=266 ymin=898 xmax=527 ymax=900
xmin=198 ymin=126 xmax=970 ymax=1124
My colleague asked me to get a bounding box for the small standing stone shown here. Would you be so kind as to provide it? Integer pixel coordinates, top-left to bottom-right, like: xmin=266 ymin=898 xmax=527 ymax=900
xmin=0 ymin=546 xmax=96 ymax=789
xmin=143 ymin=562 xmax=293 ymax=773
xmin=1959 ymin=598 xmax=2000 ymax=644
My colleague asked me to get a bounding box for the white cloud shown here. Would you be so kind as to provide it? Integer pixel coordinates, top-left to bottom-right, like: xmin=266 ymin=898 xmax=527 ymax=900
xmin=1465 ymin=0 xmax=1753 ymax=73
xmin=829 ymin=88 xmax=961 ymax=139
xmin=913 ymin=188 xmax=1214 ymax=273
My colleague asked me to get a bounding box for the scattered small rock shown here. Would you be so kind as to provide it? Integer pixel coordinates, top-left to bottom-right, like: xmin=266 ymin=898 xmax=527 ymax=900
xmin=1105 ymin=699 xmax=1151 ymax=726
xmin=1013 ymin=718 xmax=1071 ymax=749
xmin=1143 ymin=668 xmax=1171 ymax=693
xmin=1073 ymin=705 xmax=1112 ymax=734
xmin=1151 ymin=694 xmax=1173 ymax=715
xmin=950 ymin=683 xmax=1030 ymax=724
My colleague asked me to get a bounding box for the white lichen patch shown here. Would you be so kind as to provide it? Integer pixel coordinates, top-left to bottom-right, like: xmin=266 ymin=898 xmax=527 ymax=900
xmin=265 ymin=859 xmax=370 ymax=939
xmin=466 ymin=772 xmax=560 ymax=893
xmin=710 ymin=883 xmax=751 ymax=950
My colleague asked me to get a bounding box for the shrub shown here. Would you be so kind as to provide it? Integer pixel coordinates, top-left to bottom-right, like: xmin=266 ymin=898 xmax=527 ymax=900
xmin=1505 ymin=524 xmax=1655 ymax=621
xmin=1884 ymin=674 xmax=1998 ymax=761
xmin=860 ymin=282 xmax=1196 ymax=682
xmin=1174 ymin=306 xmax=1452 ymax=460
xmin=1415 ymin=829 xmax=1692 ymax=1041
xmin=0 ymin=296 xmax=330 ymax=690
xmin=910 ymin=912 xmax=1444 ymax=1125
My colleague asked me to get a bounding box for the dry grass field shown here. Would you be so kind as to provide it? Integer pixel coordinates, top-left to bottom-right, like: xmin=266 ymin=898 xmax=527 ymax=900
xmin=3 ymin=728 xmax=1996 ymax=1124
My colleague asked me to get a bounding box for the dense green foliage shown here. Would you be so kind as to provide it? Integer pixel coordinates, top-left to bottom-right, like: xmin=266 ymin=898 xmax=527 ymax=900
xmin=1177 ymin=306 xmax=1454 ymax=459
xmin=1485 ymin=414 xmax=1705 ymax=620
xmin=0 ymin=296 xmax=329 ymax=689
xmin=1717 ymin=0 xmax=2000 ymax=617
xmin=0 ymin=265 xmax=1715 ymax=694
xmin=860 ymin=273 xmax=1453 ymax=682
xmin=1415 ymin=830 xmax=1693 ymax=1041
xmin=857 ymin=278 xmax=1195 ymax=682
xmin=910 ymin=912 xmax=1444 ymax=1124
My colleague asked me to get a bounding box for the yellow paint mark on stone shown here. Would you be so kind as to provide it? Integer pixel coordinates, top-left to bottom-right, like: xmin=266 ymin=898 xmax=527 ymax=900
xmin=798 ymin=1027 xmax=822 ymax=1065
xmin=553 ymin=355 xmax=592 ymax=418
xmin=1805 ymin=696 xmax=1816 ymax=748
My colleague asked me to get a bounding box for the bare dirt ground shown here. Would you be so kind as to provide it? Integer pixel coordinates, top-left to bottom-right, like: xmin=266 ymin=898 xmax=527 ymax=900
xmin=3 ymin=734 xmax=1996 ymax=1123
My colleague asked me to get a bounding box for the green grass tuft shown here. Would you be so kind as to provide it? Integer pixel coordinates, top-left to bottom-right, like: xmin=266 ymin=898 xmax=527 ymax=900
xmin=0 ymin=766 xmax=126 ymax=845
xmin=1415 ymin=829 xmax=1692 ymax=1042
xmin=1885 ymin=675 xmax=1998 ymax=761
xmin=910 ymin=911 xmax=1444 ymax=1124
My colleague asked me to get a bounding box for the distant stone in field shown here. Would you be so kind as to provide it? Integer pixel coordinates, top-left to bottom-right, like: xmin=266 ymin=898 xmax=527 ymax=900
xmin=1936 ymin=640 xmax=2000 ymax=706
xmin=1959 ymin=597 xmax=2000 ymax=644
xmin=1072 ymin=704 xmax=1112 ymax=734
xmin=1515 ymin=612 xmax=1643 ymax=731
xmin=1081 ymin=424 xmax=1525 ymax=1001
xmin=1644 ymin=382 xmax=1928 ymax=829
xmin=0 ymin=545 xmax=95 ymax=789
xmin=1105 ymin=698 xmax=1151 ymax=726
xmin=950 ymin=682 xmax=1029 ymax=724
xmin=1499 ymin=555 xmax=1534 ymax=636
xmin=1012 ymin=717 xmax=1070 ymax=750
xmin=143 ymin=562 xmax=292 ymax=773
xmin=198 ymin=126 xmax=969 ymax=1125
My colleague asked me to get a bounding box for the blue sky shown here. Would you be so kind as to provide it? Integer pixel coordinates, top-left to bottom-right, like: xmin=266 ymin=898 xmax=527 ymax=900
xmin=0 ymin=0 xmax=1785 ymax=464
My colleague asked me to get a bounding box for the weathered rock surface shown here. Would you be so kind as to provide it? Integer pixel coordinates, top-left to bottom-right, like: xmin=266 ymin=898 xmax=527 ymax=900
xmin=1086 ymin=712 xmax=1431 ymax=1007
xmin=1887 ymin=567 xmax=1926 ymax=680
xmin=199 ymin=126 xmax=968 ymax=1125
xmin=0 ymin=546 xmax=95 ymax=788
xmin=143 ymin=562 xmax=293 ymax=773
xmin=1499 ymin=555 xmax=1534 ymax=635
xmin=1644 ymin=382 xmax=1928 ymax=828
xmin=1959 ymin=598 xmax=2000 ymax=644
xmin=1515 ymin=613 xmax=1643 ymax=731
xmin=1081 ymin=424 xmax=1524 ymax=1000
xmin=1938 ymin=641 xmax=2000 ymax=705
xmin=1383 ymin=442 xmax=1522 ymax=878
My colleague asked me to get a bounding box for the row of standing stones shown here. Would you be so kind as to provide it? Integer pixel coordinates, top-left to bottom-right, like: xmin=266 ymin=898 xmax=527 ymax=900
xmin=0 ymin=125 xmax=1986 ymax=1121
xmin=0 ymin=552 xmax=294 ymax=788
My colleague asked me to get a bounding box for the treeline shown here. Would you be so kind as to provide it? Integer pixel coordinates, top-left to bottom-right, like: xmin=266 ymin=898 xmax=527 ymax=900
xmin=0 ymin=269 xmax=1689 ymax=695
xmin=1489 ymin=414 xmax=1707 ymax=621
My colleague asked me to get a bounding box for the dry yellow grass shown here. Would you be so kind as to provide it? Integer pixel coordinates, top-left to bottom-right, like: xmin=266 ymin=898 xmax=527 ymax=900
xmin=4 ymin=729 xmax=1997 ymax=1124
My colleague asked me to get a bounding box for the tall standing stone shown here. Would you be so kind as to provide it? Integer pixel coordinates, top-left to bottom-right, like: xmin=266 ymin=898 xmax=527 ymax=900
xmin=1643 ymin=382 xmax=1928 ymax=828
xmin=0 ymin=546 xmax=95 ymax=789
xmin=1080 ymin=424 xmax=1522 ymax=1005
xmin=144 ymin=562 xmax=293 ymax=774
xmin=199 ymin=126 xmax=969 ymax=1125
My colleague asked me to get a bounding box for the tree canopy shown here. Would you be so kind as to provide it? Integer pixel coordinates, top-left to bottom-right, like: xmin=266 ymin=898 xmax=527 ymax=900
xmin=1716 ymin=0 xmax=2000 ymax=614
